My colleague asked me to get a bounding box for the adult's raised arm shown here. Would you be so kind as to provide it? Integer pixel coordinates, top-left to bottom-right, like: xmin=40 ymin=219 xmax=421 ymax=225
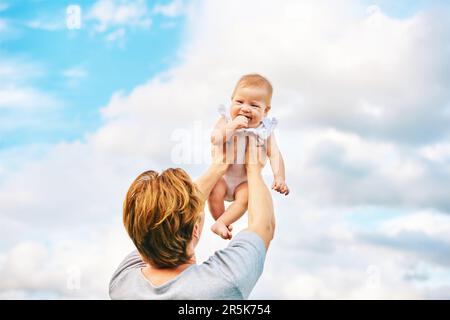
xmin=244 ymin=136 xmax=275 ymax=249
xmin=195 ymin=143 xmax=229 ymax=203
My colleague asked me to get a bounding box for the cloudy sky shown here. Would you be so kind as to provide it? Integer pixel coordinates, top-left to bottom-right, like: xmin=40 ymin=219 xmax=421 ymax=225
xmin=1 ymin=0 xmax=450 ymax=299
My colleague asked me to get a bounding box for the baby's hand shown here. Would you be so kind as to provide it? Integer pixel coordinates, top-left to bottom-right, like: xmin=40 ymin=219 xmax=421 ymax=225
xmin=272 ymin=177 xmax=289 ymax=196
xmin=232 ymin=115 xmax=249 ymax=129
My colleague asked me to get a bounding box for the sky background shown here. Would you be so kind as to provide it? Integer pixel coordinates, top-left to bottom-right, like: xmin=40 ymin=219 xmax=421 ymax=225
xmin=1 ymin=0 xmax=450 ymax=299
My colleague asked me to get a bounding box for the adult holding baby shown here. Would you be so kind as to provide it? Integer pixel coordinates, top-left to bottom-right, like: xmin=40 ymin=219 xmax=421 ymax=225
xmin=109 ymin=137 xmax=275 ymax=299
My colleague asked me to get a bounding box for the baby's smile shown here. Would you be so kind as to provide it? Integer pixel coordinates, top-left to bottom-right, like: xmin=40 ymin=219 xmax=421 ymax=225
xmin=238 ymin=114 xmax=252 ymax=120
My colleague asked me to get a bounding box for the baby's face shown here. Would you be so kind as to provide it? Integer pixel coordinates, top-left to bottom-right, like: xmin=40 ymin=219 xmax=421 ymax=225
xmin=230 ymin=86 xmax=270 ymax=128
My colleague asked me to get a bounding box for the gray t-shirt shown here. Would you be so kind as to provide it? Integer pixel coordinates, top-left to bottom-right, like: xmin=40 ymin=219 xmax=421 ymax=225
xmin=109 ymin=230 xmax=266 ymax=300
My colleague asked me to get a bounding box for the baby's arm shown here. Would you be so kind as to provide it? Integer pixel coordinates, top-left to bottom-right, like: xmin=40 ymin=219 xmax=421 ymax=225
xmin=211 ymin=116 xmax=249 ymax=145
xmin=267 ymin=133 xmax=289 ymax=195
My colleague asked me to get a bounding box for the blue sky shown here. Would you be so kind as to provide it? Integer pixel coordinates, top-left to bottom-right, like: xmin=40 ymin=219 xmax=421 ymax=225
xmin=365 ymin=0 xmax=450 ymax=17
xmin=1 ymin=0 xmax=185 ymax=148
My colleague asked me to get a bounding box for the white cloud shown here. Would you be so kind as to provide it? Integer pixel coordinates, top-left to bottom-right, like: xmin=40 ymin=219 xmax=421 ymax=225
xmin=281 ymin=128 xmax=450 ymax=211
xmin=0 ymin=57 xmax=43 ymax=84
xmin=182 ymin=0 xmax=450 ymax=144
xmin=420 ymin=143 xmax=450 ymax=164
xmin=279 ymin=266 xmax=420 ymax=299
xmin=105 ymin=27 xmax=125 ymax=44
xmin=62 ymin=66 xmax=88 ymax=87
xmin=62 ymin=67 xmax=87 ymax=79
xmin=0 ymin=86 xmax=60 ymax=109
xmin=379 ymin=210 xmax=450 ymax=243
xmin=26 ymin=19 xmax=64 ymax=31
xmin=153 ymin=0 xmax=184 ymax=17
xmin=1 ymin=0 xmax=450 ymax=299
xmin=0 ymin=57 xmax=60 ymax=109
xmin=0 ymin=222 xmax=134 ymax=299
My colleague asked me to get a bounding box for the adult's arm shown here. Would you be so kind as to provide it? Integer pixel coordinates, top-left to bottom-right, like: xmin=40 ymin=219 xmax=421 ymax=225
xmin=244 ymin=136 xmax=275 ymax=249
xmin=195 ymin=143 xmax=229 ymax=202
xmin=195 ymin=163 xmax=228 ymax=202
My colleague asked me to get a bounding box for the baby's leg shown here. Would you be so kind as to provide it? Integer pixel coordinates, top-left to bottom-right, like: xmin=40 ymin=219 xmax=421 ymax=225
xmin=211 ymin=182 xmax=248 ymax=240
xmin=207 ymin=177 xmax=227 ymax=221
xmin=219 ymin=182 xmax=248 ymax=226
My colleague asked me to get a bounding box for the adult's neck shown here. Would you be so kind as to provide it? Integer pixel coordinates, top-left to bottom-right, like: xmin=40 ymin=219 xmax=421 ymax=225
xmin=142 ymin=256 xmax=197 ymax=285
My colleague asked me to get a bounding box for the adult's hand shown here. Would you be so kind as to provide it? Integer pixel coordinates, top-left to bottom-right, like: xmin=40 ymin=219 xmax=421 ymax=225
xmin=244 ymin=134 xmax=275 ymax=250
xmin=245 ymin=135 xmax=268 ymax=172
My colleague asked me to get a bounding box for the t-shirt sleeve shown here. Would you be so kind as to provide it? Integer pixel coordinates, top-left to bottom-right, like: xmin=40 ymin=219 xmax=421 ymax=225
xmin=210 ymin=230 xmax=267 ymax=299
xmin=109 ymin=250 xmax=146 ymax=293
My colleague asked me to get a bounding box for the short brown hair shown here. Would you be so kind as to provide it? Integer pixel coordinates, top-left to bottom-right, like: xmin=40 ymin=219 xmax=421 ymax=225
xmin=231 ymin=73 xmax=273 ymax=105
xmin=123 ymin=168 xmax=204 ymax=268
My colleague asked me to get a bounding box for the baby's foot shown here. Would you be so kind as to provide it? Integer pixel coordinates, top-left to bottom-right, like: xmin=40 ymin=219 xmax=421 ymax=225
xmin=211 ymin=221 xmax=232 ymax=240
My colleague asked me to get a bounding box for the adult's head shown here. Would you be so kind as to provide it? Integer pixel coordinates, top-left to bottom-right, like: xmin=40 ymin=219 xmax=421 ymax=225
xmin=123 ymin=168 xmax=205 ymax=268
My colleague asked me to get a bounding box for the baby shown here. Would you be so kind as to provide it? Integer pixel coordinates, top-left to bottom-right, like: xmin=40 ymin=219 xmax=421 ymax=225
xmin=209 ymin=74 xmax=289 ymax=239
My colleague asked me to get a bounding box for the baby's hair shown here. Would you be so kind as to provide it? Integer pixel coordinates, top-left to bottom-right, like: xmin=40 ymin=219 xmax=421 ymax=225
xmin=232 ymin=74 xmax=273 ymax=105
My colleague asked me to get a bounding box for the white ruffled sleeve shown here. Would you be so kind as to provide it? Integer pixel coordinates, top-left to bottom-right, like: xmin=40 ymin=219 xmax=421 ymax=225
xmin=262 ymin=117 xmax=278 ymax=135
xmin=243 ymin=116 xmax=278 ymax=146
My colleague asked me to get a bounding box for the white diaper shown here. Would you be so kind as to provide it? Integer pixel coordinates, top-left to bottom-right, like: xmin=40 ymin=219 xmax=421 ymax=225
xmin=223 ymin=164 xmax=247 ymax=202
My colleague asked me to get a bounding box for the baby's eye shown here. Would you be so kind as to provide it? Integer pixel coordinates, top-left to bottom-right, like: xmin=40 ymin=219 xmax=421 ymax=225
xmin=251 ymin=104 xmax=260 ymax=108
xmin=236 ymin=100 xmax=243 ymax=104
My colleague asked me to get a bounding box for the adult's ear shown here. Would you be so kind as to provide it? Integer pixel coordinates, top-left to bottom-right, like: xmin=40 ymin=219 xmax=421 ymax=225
xmin=192 ymin=221 xmax=201 ymax=240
